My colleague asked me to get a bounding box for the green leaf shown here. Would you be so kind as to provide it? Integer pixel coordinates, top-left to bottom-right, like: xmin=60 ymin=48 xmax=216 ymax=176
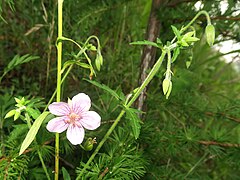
xmin=130 ymin=40 xmax=159 ymax=48
xmin=14 ymin=110 xmax=21 ymax=121
xmin=171 ymin=25 xmax=181 ymax=40
xmin=84 ymin=79 xmax=124 ymax=101
xmin=157 ymin=38 xmax=162 ymax=45
xmin=26 ymin=107 xmax=41 ymax=120
xmin=63 ymin=60 xmax=76 ymax=69
xmin=87 ymin=43 xmax=97 ymax=51
xmin=4 ymin=109 xmax=16 ymax=119
xmin=125 ymin=108 xmax=141 ymax=139
xmin=172 ymin=47 xmax=180 ymax=63
xmin=184 ymin=36 xmax=199 ymax=42
xmin=62 ymin=167 xmax=71 ymax=180
xmin=182 ymin=31 xmax=199 ymax=43
xmin=5 ymin=54 xmax=39 ymax=74
xmin=183 ymin=31 xmax=195 ymax=38
xmin=19 ymin=111 xmax=49 ymax=155
xmin=75 ymin=62 xmax=91 ymax=69
xmin=180 ymin=39 xmax=189 ymax=47
xmin=186 ymin=56 xmax=193 ymax=69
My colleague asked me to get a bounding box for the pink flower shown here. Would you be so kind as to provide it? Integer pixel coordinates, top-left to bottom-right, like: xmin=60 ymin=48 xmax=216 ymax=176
xmin=46 ymin=93 xmax=101 ymax=145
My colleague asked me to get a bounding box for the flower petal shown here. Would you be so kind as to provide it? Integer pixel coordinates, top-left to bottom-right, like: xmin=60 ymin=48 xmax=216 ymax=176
xmin=46 ymin=117 xmax=69 ymax=133
xmin=71 ymin=93 xmax=91 ymax=114
xmin=80 ymin=111 xmax=101 ymax=130
xmin=49 ymin=102 xmax=70 ymax=116
xmin=67 ymin=124 xmax=85 ymax=145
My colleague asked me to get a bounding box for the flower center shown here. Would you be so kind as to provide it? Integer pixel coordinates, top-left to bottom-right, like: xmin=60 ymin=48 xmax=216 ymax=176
xmin=66 ymin=113 xmax=80 ymax=125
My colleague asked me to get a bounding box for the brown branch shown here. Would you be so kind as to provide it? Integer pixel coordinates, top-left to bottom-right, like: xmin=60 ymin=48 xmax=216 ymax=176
xmin=98 ymin=167 xmax=109 ymax=179
xmin=167 ymin=0 xmax=199 ymax=7
xmin=205 ymin=112 xmax=240 ymax=123
xmin=199 ymin=140 xmax=240 ymax=148
xmin=212 ymin=16 xmax=240 ymax=21
xmin=136 ymin=0 xmax=163 ymax=119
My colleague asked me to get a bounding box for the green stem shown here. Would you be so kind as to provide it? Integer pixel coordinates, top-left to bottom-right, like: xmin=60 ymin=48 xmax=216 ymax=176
xmin=126 ymin=50 xmax=166 ymax=108
xmin=181 ymin=10 xmax=211 ymax=33
xmin=55 ymin=0 xmax=63 ymax=179
xmin=76 ymin=50 xmax=167 ymax=179
xmin=84 ymin=35 xmax=101 ymax=49
xmin=184 ymin=153 xmax=208 ymax=178
xmin=37 ymin=149 xmax=51 ymax=180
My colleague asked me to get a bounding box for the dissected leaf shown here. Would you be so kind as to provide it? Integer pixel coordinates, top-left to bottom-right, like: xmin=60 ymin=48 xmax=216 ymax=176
xmin=26 ymin=107 xmax=41 ymax=120
xmin=125 ymin=108 xmax=141 ymax=139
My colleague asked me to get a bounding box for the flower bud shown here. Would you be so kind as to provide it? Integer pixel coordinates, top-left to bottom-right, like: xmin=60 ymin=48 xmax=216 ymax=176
xmin=95 ymin=53 xmax=103 ymax=71
xmin=83 ymin=137 xmax=97 ymax=151
xmin=205 ymin=24 xmax=215 ymax=46
xmin=162 ymin=78 xmax=172 ymax=99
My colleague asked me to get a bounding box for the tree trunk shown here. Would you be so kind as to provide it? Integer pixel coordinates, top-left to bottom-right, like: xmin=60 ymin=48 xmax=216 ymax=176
xmin=136 ymin=0 xmax=162 ymax=118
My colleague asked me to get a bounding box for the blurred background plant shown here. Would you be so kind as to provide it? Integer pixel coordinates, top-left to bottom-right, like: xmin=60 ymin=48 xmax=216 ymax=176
xmin=0 ymin=0 xmax=240 ymax=179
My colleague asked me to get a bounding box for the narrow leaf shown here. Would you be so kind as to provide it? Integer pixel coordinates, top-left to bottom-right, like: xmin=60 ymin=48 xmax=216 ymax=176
xmin=5 ymin=54 xmax=39 ymax=74
xmin=75 ymin=62 xmax=91 ymax=69
xmin=130 ymin=40 xmax=159 ymax=48
xmin=62 ymin=167 xmax=71 ymax=180
xmin=171 ymin=25 xmax=181 ymax=40
xmin=186 ymin=56 xmax=193 ymax=69
xmin=19 ymin=111 xmax=49 ymax=155
xmin=4 ymin=109 xmax=16 ymax=119
xmin=172 ymin=47 xmax=180 ymax=63
xmin=84 ymin=79 xmax=124 ymax=101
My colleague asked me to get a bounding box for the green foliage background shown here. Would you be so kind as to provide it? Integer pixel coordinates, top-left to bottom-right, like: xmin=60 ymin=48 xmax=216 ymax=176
xmin=0 ymin=0 xmax=240 ymax=179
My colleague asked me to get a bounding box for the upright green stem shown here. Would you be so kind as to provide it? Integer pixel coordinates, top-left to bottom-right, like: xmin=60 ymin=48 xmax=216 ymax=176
xmin=55 ymin=0 xmax=63 ymax=179
xmin=76 ymin=50 xmax=167 ymax=179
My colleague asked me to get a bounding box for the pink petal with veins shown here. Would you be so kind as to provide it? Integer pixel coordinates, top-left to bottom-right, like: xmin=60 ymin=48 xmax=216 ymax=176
xmin=80 ymin=111 xmax=101 ymax=130
xmin=67 ymin=124 xmax=85 ymax=145
xmin=46 ymin=116 xmax=69 ymax=133
xmin=48 ymin=102 xmax=70 ymax=116
xmin=71 ymin=93 xmax=91 ymax=114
